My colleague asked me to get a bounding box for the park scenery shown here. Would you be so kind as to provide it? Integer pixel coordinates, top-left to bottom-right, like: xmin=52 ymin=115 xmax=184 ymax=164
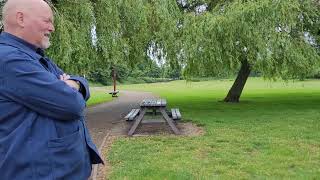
xmin=1 ymin=0 xmax=319 ymax=179
xmin=89 ymin=78 xmax=320 ymax=179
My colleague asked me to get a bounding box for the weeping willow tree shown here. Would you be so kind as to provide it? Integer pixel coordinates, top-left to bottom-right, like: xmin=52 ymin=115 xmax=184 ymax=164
xmin=0 ymin=0 xmax=97 ymax=75
xmin=92 ymin=0 xmax=149 ymax=71
xmin=2 ymin=0 xmax=318 ymax=102
xmin=92 ymin=0 xmax=181 ymax=71
xmin=1 ymin=0 xmax=182 ymax=80
xmin=46 ymin=0 xmax=96 ymax=75
xmin=147 ymin=0 xmax=183 ymax=76
xmin=180 ymin=0 xmax=320 ymax=102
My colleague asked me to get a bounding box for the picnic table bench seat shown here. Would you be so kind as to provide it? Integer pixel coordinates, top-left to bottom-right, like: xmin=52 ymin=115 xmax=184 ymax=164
xmin=171 ymin=108 xmax=181 ymax=120
xmin=125 ymin=109 xmax=140 ymax=121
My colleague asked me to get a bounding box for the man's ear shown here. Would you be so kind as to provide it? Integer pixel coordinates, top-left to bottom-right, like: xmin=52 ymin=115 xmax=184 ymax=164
xmin=16 ymin=12 xmax=25 ymax=27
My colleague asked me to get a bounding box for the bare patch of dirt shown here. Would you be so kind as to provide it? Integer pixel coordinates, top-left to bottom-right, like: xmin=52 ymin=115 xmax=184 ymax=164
xmin=132 ymin=122 xmax=204 ymax=137
xmin=107 ymin=120 xmax=204 ymax=137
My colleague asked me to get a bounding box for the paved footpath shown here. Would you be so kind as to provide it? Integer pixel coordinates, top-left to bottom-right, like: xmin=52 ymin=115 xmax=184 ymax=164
xmin=85 ymin=90 xmax=157 ymax=147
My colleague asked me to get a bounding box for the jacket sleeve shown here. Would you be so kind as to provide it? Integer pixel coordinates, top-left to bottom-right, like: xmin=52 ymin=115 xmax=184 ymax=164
xmin=69 ymin=76 xmax=90 ymax=101
xmin=48 ymin=59 xmax=90 ymax=101
xmin=1 ymin=51 xmax=86 ymax=121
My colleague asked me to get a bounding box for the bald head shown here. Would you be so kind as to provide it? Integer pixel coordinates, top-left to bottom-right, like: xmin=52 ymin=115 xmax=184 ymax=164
xmin=2 ymin=0 xmax=55 ymax=49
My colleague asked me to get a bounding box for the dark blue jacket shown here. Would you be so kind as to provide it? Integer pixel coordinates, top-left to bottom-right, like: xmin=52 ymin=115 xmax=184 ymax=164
xmin=0 ymin=32 xmax=103 ymax=180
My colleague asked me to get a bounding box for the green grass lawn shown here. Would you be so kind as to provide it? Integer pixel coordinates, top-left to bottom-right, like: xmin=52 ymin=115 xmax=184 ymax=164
xmin=106 ymin=78 xmax=320 ymax=179
xmin=87 ymin=87 xmax=113 ymax=106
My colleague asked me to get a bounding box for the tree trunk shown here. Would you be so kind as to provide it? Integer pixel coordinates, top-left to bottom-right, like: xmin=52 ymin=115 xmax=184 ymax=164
xmin=224 ymin=59 xmax=251 ymax=103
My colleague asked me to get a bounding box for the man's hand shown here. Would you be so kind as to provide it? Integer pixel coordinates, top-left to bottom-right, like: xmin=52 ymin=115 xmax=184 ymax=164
xmin=59 ymin=73 xmax=80 ymax=91
xmin=59 ymin=73 xmax=70 ymax=81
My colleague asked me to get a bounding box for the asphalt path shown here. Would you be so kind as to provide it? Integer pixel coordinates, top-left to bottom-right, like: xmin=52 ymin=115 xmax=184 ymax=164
xmin=85 ymin=90 xmax=157 ymax=147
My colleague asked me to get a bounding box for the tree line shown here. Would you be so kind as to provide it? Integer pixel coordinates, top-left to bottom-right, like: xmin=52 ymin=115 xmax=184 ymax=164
xmin=1 ymin=0 xmax=319 ymax=102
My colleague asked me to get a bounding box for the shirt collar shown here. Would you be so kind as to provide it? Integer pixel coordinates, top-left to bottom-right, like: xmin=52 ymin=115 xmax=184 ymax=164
xmin=0 ymin=32 xmax=45 ymax=57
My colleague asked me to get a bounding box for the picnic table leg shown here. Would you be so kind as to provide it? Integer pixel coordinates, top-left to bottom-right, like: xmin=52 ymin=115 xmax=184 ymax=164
xmin=128 ymin=108 xmax=147 ymax=136
xmin=159 ymin=107 xmax=180 ymax=135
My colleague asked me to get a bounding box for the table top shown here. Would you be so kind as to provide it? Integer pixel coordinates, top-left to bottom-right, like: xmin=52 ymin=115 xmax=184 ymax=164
xmin=140 ymin=99 xmax=167 ymax=107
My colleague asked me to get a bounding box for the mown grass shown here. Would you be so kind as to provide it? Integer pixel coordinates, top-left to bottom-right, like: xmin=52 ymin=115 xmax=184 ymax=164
xmin=106 ymin=78 xmax=320 ymax=179
xmin=87 ymin=87 xmax=113 ymax=106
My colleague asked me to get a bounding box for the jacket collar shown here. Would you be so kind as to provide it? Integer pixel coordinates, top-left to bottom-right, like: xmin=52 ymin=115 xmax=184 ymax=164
xmin=0 ymin=32 xmax=45 ymax=57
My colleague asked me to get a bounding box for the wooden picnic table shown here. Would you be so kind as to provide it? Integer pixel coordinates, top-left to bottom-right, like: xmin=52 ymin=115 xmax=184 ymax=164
xmin=128 ymin=99 xmax=180 ymax=136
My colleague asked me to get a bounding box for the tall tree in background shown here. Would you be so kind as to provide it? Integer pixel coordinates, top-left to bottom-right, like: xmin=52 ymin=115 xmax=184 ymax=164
xmin=145 ymin=0 xmax=182 ymax=69
xmin=92 ymin=0 xmax=149 ymax=70
xmin=180 ymin=0 xmax=320 ymax=102
xmin=46 ymin=0 xmax=96 ymax=75
xmin=92 ymin=0 xmax=182 ymax=80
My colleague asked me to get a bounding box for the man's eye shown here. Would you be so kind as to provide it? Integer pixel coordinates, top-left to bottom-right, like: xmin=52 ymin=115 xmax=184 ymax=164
xmin=44 ymin=19 xmax=52 ymax=23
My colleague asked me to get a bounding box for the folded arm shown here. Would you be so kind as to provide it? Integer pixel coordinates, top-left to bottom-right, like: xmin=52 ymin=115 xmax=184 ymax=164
xmin=49 ymin=59 xmax=90 ymax=101
xmin=1 ymin=51 xmax=86 ymax=121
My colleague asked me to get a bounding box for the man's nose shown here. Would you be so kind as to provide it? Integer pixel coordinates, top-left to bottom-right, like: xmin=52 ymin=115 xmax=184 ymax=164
xmin=49 ymin=24 xmax=55 ymax=32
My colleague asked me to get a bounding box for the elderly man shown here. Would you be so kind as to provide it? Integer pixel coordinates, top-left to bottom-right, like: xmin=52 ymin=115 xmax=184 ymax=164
xmin=0 ymin=0 xmax=103 ymax=179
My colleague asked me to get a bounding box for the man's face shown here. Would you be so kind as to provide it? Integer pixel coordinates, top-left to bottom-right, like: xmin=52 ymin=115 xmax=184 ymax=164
xmin=23 ymin=6 xmax=54 ymax=49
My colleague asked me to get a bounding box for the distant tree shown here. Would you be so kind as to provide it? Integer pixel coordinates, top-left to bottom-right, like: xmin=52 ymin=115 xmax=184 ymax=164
xmin=92 ymin=0 xmax=182 ymax=80
xmin=45 ymin=0 xmax=97 ymax=76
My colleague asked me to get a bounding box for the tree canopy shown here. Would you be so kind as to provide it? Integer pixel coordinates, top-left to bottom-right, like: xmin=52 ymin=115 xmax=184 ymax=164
xmin=181 ymin=0 xmax=320 ymax=80
xmin=179 ymin=0 xmax=320 ymax=101
xmin=1 ymin=0 xmax=319 ymax=101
